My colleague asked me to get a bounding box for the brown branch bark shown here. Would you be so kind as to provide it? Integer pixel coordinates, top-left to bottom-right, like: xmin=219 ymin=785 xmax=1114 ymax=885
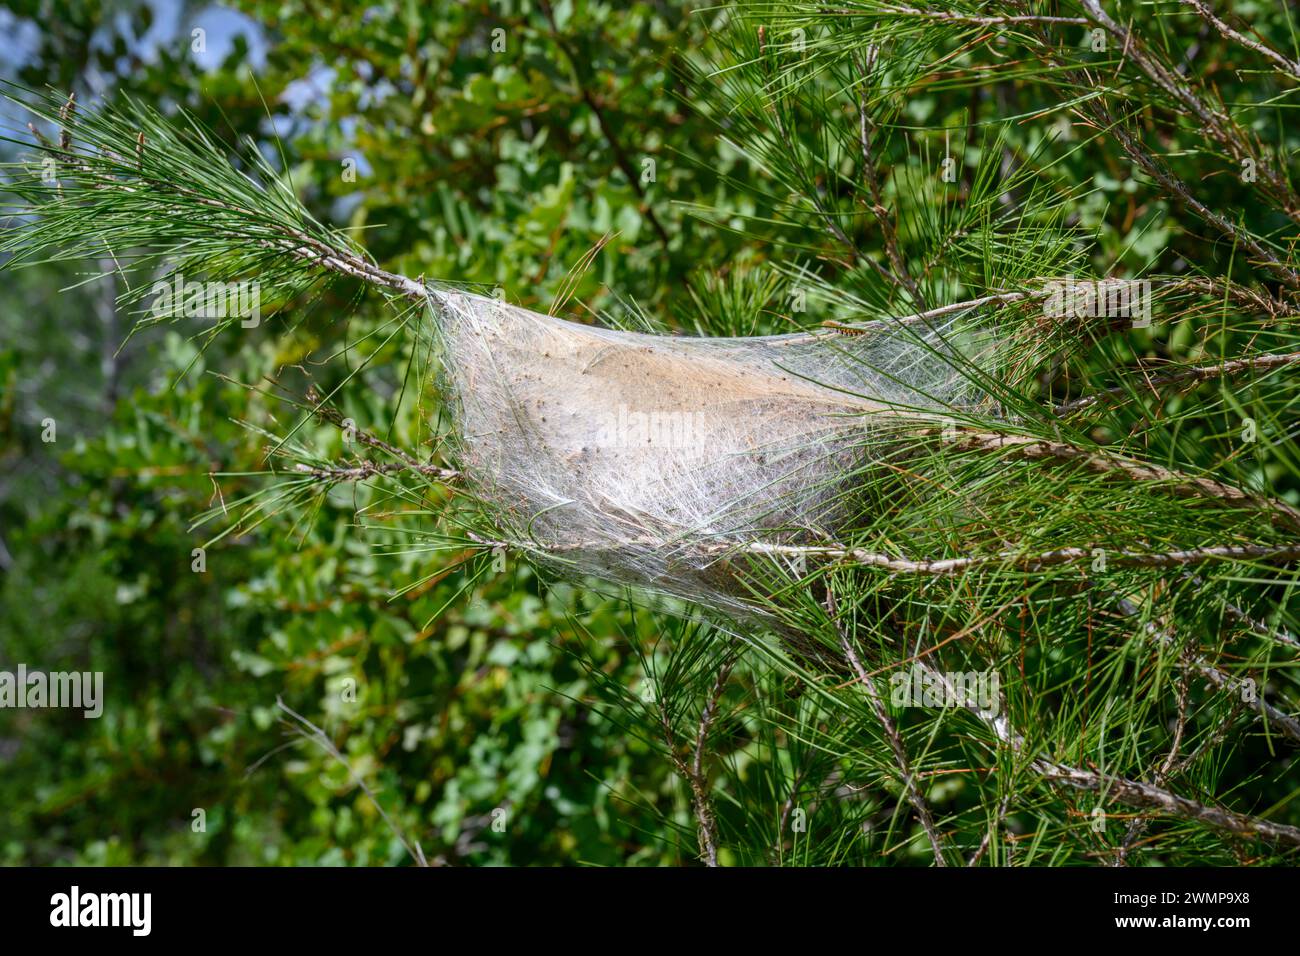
xmin=1055 ymin=349 xmax=1300 ymax=414
xmin=925 ymin=427 xmax=1300 ymax=529
xmin=744 ymin=540 xmax=1300 ymax=575
xmin=1177 ymin=0 xmax=1300 ymax=79
xmin=832 ymin=591 xmax=949 ymax=865
xmin=855 ymin=44 xmax=928 ymax=309
xmin=918 ymin=662 xmax=1300 ymax=848
xmin=292 ymin=460 xmax=458 ymax=483
xmin=1080 ymin=0 xmax=1300 ymax=227
xmin=661 ymin=656 xmax=735 ymax=867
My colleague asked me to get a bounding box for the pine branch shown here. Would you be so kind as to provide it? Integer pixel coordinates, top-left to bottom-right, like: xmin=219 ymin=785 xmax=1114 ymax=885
xmin=291 ymin=460 xmax=457 ymax=484
xmin=1177 ymin=0 xmax=1300 ymax=80
xmin=660 ymin=658 xmax=733 ymax=867
xmin=467 ymin=533 xmax=1300 ymax=578
xmin=854 ymin=44 xmax=928 ymax=308
xmin=690 ymin=658 xmax=734 ymax=867
xmin=1055 ymin=349 xmax=1300 ymax=415
xmin=1096 ymin=113 xmax=1300 ymax=289
xmin=864 ymin=5 xmax=1088 ymax=26
xmin=834 ymin=591 xmax=949 ymax=865
xmin=919 ymin=662 xmax=1300 ymax=848
xmin=1080 ymin=0 xmax=1300 ymax=224
xmin=967 ymin=793 xmax=1012 ymax=866
xmin=1219 ymin=597 xmax=1300 ymax=653
xmin=303 ymin=386 xmax=458 ymax=482
xmin=927 ymin=428 xmax=1300 ymax=529
xmin=743 ymin=540 xmax=1300 ymax=575
xmin=1117 ymin=596 xmax=1300 ymax=747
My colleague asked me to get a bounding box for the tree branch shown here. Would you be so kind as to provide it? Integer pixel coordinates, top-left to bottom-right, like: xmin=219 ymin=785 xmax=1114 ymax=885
xmin=744 ymin=540 xmax=1300 ymax=575
xmin=1055 ymin=349 xmax=1300 ymax=415
xmin=661 ymin=657 xmax=735 ymax=867
xmin=832 ymin=591 xmax=949 ymax=865
xmin=1176 ymin=0 xmax=1300 ymax=79
xmin=1080 ymin=0 xmax=1300 ymax=226
xmin=917 ymin=662 xmax=1300 ymax=848
xmin=855 ymin=44 xmax=928 ymax=309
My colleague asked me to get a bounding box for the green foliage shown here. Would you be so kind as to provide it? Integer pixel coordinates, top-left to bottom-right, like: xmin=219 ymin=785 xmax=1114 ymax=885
xmin=1 ymin=0 xmax=726 ymax=866
xmin=4 ymin=0 xmax=1300 ymax=867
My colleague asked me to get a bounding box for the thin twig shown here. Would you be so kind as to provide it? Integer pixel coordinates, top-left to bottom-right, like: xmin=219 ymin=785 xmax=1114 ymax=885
xmin=537 ymin=0 xmax=670 ymax=248
xmin=742 ymin=539 xmax=1300 ymax=575
xmin=692 ymin=659 xmax=734 ymax=867
xmin=1177 ymin=0 xmax=1300 ymax=79
xmin=925 ymin=427 xmax=1300 ymax=528
xmin=815 ymin=275 xmax=1300 ymax=338
xmin=1103 ymin=118 xmax=1300 ymax=288
xmin=302 ymin=385 xmax=459 ymax=483
xmin=828 ymin=5 xmax=1088 ymax=25
xmin=1119 ymin=595 xmax=1300 ymax=747
xmin=467 ymin=527 xmax=1300 ymax=577
xmin=1055 ymin=349 xmax=1300 ymax=414
xmin=1008 ymin=11 xmax=1300 ymax=286
xmin=1115 ymin=659 xmax=1191 ymax=865
xmin=273 ymin=697 xmax=430 ymax=867
xmin=832 ymin=590 xmax=948 ymax=865
xmin=855 ymin=45 xmax=928 ymax=309
xmin=918 ymin=662 xmax=1300 ymax=847
xmin=292 ymin=460 xmax=459 ymax=483
xmin=1080 ymin=0 xmax=1300 ymax=226
xmin=967 ymin=793 xmax=1011 ymax=866
xmin=661 ymin=656 xmax=735 ymax=867
xmin=755 ymin=30 xmax=898 ymax=284
xmin=1219 ymin=598 xmax=1300 ymax=653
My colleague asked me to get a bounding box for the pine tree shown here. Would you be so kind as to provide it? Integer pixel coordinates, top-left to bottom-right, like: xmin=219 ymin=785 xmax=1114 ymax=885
xmin=4 ymin=0 xmax=1300 ymax=866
